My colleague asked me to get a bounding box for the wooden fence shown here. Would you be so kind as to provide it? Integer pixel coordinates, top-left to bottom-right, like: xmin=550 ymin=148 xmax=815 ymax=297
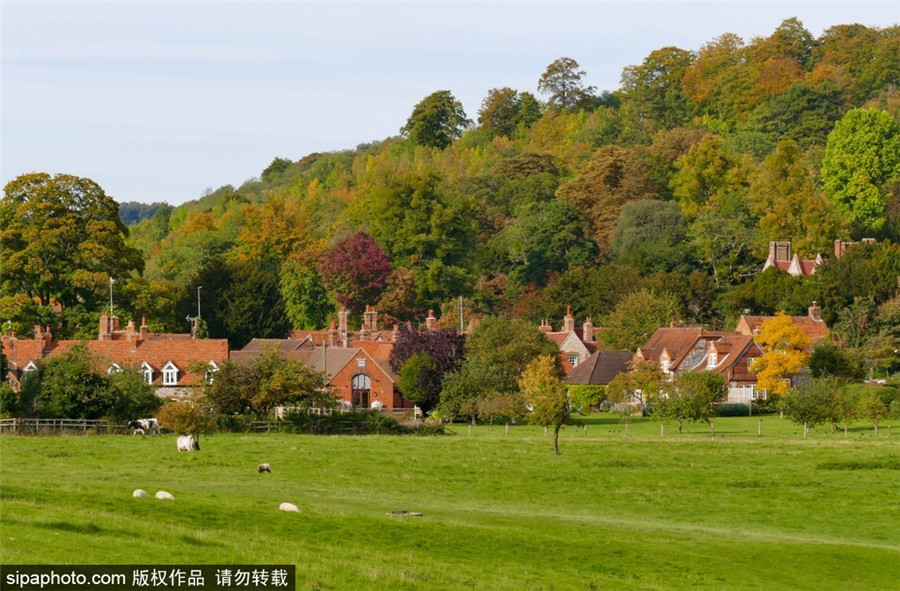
xmin=0 ymin=418 xmax=129 ymax=436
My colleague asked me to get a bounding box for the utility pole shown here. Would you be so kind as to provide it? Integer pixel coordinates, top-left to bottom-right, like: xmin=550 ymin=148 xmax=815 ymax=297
xmin=459 ymin=295 xmax=464 ymax=333
xmin=109 ymin=277 xmax=115 ymax=316
xmin=197 ymin=286 xmax=202 ymax=318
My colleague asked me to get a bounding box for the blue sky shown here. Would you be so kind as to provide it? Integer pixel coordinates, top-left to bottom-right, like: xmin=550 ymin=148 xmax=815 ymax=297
xmin=2 ymin=1 xmax=898 ymax=206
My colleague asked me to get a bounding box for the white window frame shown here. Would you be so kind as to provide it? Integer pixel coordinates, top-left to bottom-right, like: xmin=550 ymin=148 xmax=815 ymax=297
xmin=141 ymin=362 xmax=154 ymax=385
xmin=661 ymin=359 xmax=670 ymax=374
xmin=107 ymin=363 xmax=122 ymax=375
xmin=205 ymin=361 xmax=220 ymax=384
xmin=162 ymin=361 xmax=179 ymax=386
xmin=567 ymin=354 xmax=579 ymax=367
xmin=23 ymin=361 xmax=37 ymax=374
xmin=356 ymin=357 xmax=366 ymax=368
xmin=708 ymin=352 xmax=718 ymax=368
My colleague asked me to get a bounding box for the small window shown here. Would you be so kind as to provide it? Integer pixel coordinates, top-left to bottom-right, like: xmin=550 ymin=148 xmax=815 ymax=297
xmin=162 ymin=361 xmax=179 ymax=386
xmin=206 ymin=361 xmax=220 ymax=384
xmin=567 ymin=354 xmax=578 ymax=367
xmin=746 ymin=357 xmax=756 ymax=370
xmin=661 ymin=359 xmax=670 ymax=373
xmin=141 ymin=362 xmax=153 ymax=385
xmin=356 ymin=357 xmax=366 ymax=368
xmin=707 ymin=353 xmax=718 ymax=368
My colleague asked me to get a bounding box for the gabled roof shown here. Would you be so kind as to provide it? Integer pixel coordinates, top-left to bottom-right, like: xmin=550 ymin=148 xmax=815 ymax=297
xmin=566 ymin=350 xmax=633 ymax=385
xmin=737 ymin=315 xmax=829 ymax=343
xmin=637 ymin=327 xmax=724 ymax=370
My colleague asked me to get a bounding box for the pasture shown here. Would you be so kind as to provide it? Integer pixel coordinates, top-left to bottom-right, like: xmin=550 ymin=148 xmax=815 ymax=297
xmin=2 ymin=415 xmax=900 ymax=590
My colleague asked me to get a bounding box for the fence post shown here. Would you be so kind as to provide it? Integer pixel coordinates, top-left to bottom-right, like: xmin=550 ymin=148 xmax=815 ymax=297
xmin=758 ymin=419 xmax=762 ymax=437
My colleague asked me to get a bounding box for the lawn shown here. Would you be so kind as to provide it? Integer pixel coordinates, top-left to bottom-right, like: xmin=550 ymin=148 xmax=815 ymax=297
xmin=2 ymin=415 xmax=899 ymax=590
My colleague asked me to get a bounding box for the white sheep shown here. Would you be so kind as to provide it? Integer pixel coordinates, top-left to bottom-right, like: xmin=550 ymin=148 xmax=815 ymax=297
xmin=279 ymin=502 xmax=299 ymax=513
xmin=133 ymin=489 xmax=149 ymax=498
xmin=155 ymin=491 xmax=175 ymax=500
xmin=258 ymin=463 xmax=271 ymax=473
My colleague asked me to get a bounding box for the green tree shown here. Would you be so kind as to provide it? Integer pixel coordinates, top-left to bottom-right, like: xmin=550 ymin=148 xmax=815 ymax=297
xmin=821 ymin=108 xmax=900 ymax=233
xmin=1 ymin=173 xmax=144 ymax=337
xmin=601 ymin=288 xmax=682 ymax=351
xmin=609 ymin=200 xmax=688 ymax=274
xmin=620 ymin=46 xmax=694 ymax=130
xmin=401 ymin=90 xmax=471 ymax=149
xmin=779 ymin=378 xmax=837 ymax=437
xmin=105 ymin=367 xmax=163 ymax=423
xmin=29 ymin=344 xmax=109 ymax=419
xmin=478 ymin=87 xmax=522 ymax=138
xmin=656 ymin=371 xmax=725 ymax=433
xmin=397 ymin=351 xmax=438 ymax=410
xmin=538 ymin=57 xmax=597 ymax=112
xmin=858 ymin=390 xmax=888 ymax=435
xmin=520 ymin=355 xmax=572 ymax=455
xmin=605 ymin=360 xmax=667 ymax=415
xmin=438 ymin=317 xmax=558 ymax=418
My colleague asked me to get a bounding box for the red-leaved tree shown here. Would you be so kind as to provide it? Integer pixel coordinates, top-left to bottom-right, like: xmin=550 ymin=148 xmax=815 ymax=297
xmin=317 ymin=232 xmax=391 ymax=315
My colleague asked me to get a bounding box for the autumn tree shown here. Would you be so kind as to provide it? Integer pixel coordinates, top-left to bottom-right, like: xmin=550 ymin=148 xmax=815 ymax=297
xmin=1 ymin=173 xmax=144 ymax=337
xmin=605 ymin=359 xmax=667 ymax=415
xmin=401 ymin=90 xmax=471 ymax=149
xmin=520 ymin=355 xmax=572 ymax=455
xmin=556 ymin=145 xmax=656 ymax=252
xmin=317 ymin=232 xmax=391 ymax=316
xmin=858 ymin=390 xmax=888 ymax=435
xmin=821 ymin=108 xmax=900 ymax=233
xmin=538 ymin=57 xmax=597 ymax=111
xmin=750 ymin=312 xmax=812 ymax=397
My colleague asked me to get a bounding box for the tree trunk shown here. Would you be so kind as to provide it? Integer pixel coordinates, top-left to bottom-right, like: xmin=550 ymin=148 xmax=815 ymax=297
xmin=553 ymin=423 xmax=562 ymax=455
xmin=804 ymin=423 xmax=809 ymax=438
xmin=874 ymin=423 xmax=879 ymax=436
xmin=678 ymin=420 xmax=683 ymax=434
xmin=505 ymin=422 xmax=509 ymax=438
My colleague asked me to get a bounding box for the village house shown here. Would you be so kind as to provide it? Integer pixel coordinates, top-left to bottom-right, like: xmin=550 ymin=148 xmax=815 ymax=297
xmin=565 ymin=349 xmax=633 ymax=388
xmin=762 ymin=239 xmax=875 ymax=277
xmin=735 ymin=301 xmax=830 ymax=346
xmin=1 ymin=313 xmax=229 ymax=399
xmin=538 ymin=307 xmax=599 ymax=371
xmin=634 ymin=325 xmax=764 ymax=404
xmin=233 ymin=305 xmax=414 ymax=410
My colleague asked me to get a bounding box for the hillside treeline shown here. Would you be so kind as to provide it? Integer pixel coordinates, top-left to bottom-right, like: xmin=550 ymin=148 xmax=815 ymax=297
xmin=5 ymin=19 xmax=900 ymax=359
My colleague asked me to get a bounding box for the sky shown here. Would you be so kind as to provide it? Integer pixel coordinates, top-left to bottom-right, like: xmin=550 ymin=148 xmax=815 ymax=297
xmin=2 ymin=1 xmax=898 ymax=206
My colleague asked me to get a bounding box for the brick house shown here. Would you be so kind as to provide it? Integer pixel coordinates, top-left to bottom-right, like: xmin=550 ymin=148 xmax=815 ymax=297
xmin=634 ymin=326 xmax=764 ymax=404
xmin=735 ymin=301 xmax=829 ymax=346
xmin=2 ymin=313 xmax=229 ymax=399
xmin=565 ymin=349 xmax=633 ymax=387
xmin=538 ymin=307 xmax=599 ymax=371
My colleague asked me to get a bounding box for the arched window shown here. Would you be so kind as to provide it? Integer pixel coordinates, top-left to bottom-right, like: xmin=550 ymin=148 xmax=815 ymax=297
xmin=352 ymin=374 xmax=371 ymax=390
xmin=351 ymin=374 xmax=371 ymax=408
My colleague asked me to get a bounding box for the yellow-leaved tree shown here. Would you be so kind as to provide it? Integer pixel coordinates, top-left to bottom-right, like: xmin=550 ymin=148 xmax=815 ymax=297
xmin=519 ymin=355 xmax=571 ymax=455
xmin=750 ymin=311 xmax=811 ymax=397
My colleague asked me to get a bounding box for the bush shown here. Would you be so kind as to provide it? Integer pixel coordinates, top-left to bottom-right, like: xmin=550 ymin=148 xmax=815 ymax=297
xmin=715 ymin=403 xmax=752 ymax=417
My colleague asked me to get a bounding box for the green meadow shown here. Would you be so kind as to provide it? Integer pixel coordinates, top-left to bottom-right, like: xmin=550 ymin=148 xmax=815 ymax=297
xmin=2 ymin=415 xmax=899 ymax=590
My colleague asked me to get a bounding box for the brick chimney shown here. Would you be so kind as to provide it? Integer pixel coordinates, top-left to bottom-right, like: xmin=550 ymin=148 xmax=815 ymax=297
xmin=140 ymin=316 xmax=149 ymax=341
xmin=41 ymin=326 xmax=52 ymax=351
xmin=809 ymin=301 xmax=822 ymax=322
xmin=338 ymin=306 xmax=349 ymax=345
xmin=111 ymin=316 xmax=120 ymax=332
xmin=364 ymin=305 xmax=378 ymax=333
xmin=391 ymin=324 xmax=400 ymax=342
xmin=538 ymin=319 xmax=552 ymax=333
xmin=583 ymin=317 xmax=594 ymax=342
xmin=770 ymin=241 xmax=791 ymax=262
xmin=563 ymin=306 xmax=575 ymax=333
xmin=425 ymin=310 xmax=437 ymax=331
xmin=328 ymin=321 xmax=338 ymax=347
xmin=99 ymin=313 xmax=112 ymax=341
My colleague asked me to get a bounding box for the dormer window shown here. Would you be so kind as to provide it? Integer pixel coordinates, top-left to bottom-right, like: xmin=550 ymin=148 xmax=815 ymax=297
xmin=141 ymin=362 xmax=154 ymax=385
xmin=107 ymin=363 xmax=122 ymax=375
xmin=23 ymin=361 xmax=37 ymax=374
xmin=707 ymin=352 xmax=718 ymax=368
xmin=162 ymin=361 xmax=179 ymax=386
xmin=661 ymin=359 xmax=670 ymax=373
xmin=205 ymin=361 xmax=220 ymax=384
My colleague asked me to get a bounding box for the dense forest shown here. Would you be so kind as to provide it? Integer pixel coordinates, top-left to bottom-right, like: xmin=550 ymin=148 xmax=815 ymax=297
xmin=4 ymin=19 xmax=900 ymax=369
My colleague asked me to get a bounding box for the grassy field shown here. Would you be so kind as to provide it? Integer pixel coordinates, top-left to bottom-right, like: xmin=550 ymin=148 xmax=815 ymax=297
xmin=2 ymin=415 xmax=900 ymax=590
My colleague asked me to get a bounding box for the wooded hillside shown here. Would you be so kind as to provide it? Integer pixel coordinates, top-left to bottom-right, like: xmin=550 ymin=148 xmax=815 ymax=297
xmin=5 ymin=19 xmax=900 ymax=360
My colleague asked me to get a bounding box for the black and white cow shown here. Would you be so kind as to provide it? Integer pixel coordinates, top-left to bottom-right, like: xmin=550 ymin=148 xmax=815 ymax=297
xmin=129 ymin=418 xmax=160 ymax=436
